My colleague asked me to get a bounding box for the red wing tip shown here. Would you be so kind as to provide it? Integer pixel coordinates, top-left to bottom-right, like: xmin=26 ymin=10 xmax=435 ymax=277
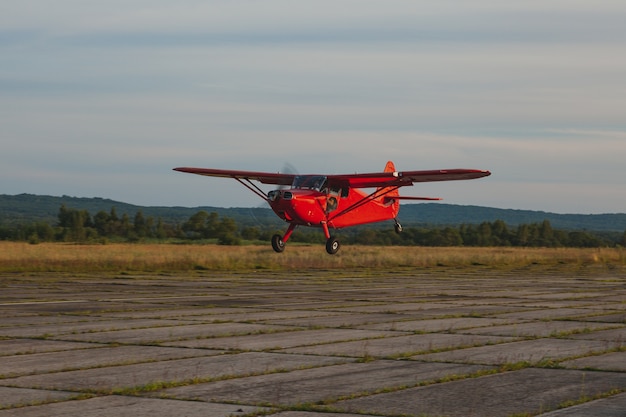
xmin=462 ymin=169 xmax=490 ymax=175
xmin=469 ymin=169 xmax=491 ymax=177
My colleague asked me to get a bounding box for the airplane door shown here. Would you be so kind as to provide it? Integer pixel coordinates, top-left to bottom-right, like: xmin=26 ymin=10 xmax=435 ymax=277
xmin=326 ymin=187 xmax=341 ymax=213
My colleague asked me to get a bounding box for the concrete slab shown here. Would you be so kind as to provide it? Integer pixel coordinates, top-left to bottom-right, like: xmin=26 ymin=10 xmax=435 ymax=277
xmin=507 ymin=299 xmax=613 ymax=308
xmin=515 ymin=291 xmax=615 ymax=301
xmin=204 ymin=309 xmax=345 ymax=323
xmin=160 ymin=360 xmax=492 ymax=406
xmin=0 ymin=315 xmax=112 ymax=328
xmin=284 ymin=333 xmax=515 ymax=358
xmin=578 ymin=312 xmax=626 ymax=323
xmin=272 ymin=411 xmax=382 ymax=417
xmin=567 ymin=326 xmax=626 ymax=342
xmin=0 ymin=395 xmax=266 ymax=417
xmin=0 ymin=339 xmax=104 ymax=356
xmin=259 ymin=312 xmax=416 ymax=328
xmin=334 ymin=368 xmax=626 ymax=417
xmin=0 ymin=319 xmax=201 ymax=338
xmin=272 ymin=413 xmax=378 ymax=417
xmin=540 ymin=392 xmax=626 ymax=416
xmin=0 ymin=269 xmax=624 ymax=416
xmin=493 ymin=307 xmax=610 ymax=320
xmin=0 ymin=301 xmax=166 ymax=315
xmin=464 ymin=320 xmax=622 ymax=337
xmin=357 ymin=317 xmax=522 ymax=332
xmin=329 ymin=302 xmax=457 ymax=313
xmin=101 ymin=307 xmax=261 ymax=319
xmin=241 ymin=300 xmax=380 ymax=310
xmin=0 ymin=386 xmax=76 ymax=408
xmin=416 ymin=338 xmax=623 ymax=365
xmin=0 ymin=346 xmax=220 ymax=378
xmin=164 ymin=328 xmax=400 ymax=351
xmin=57 ymin=322 xmax=302 ymax=344
xmin=562 ymin=351 xmax=626 ymax=371
xmin=7 ymin=352 xmax=352 ymax=391
xmin=602 ymin=295 xmax=626 ymax=303
xmin=333 ymin=302 xmax=530 ymax=317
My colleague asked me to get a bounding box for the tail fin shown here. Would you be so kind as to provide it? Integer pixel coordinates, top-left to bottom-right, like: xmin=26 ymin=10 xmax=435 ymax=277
xmin=380 ymin=161 xmax=399 ymax=195
xmin=379 ymin=161 xmax=400 ymax=209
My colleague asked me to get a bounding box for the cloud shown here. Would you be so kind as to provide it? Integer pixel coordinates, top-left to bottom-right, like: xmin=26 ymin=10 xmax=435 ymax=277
xmin=1 ymin=1 xmax=626 ymax=213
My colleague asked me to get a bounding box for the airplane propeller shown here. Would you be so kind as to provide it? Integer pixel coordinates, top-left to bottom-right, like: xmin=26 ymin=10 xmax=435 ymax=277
xmin=248 ymin=162 xmax=298 ymax=225
xmin=278 ymin=162 xmax=298 ymax=190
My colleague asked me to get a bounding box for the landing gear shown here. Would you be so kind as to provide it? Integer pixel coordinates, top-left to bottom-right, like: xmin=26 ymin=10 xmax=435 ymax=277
xmin=271 ymin=234 xmax=285 ymax=253
xmin=326 ymin=237 xmax=340 ymax=255
xmin=271 ymin=223 xmax=297 ymax=253
xmin=320 ymin=221 xmax=340 ymax=255
xmin=394 ymin=219 xmax=403 ymax=234
xmin=271 ymin=223 xmax=340 ymax=255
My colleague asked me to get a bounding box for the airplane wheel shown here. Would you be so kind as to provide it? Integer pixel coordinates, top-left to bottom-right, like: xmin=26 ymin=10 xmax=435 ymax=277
xmin=394 ymin=222 xmax=403 ymax=234
xmin=271 ymin=234 xmax=285 ymax=253
xmin=325 ymin=237 xmax=340 ymax=255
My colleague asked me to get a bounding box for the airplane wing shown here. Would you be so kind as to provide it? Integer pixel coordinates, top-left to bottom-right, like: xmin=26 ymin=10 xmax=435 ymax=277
xmin=174 ymin=167 xmax=490 ymax=189
xmin=328 ymin=169 xmax=491 ymax=188
xmin=173 ymin=167 xmax=296 ymax=186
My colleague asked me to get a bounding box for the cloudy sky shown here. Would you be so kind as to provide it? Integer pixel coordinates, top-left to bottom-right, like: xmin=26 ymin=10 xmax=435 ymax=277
xmin=2 ymin=1 xmax=625 ymax=214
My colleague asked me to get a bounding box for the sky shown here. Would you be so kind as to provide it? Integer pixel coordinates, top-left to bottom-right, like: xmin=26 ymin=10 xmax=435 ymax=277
xmin=2 ymin=1 xmax=625 ymax=214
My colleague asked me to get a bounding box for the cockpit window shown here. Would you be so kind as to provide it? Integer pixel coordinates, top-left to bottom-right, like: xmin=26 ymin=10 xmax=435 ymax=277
xmin=292 ymin=175 xmax=327 ymax=192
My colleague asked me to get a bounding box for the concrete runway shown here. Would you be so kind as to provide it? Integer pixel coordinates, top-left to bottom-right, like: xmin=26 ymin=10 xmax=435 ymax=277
xmin=0 ymin=268 xmax=624 ymax=416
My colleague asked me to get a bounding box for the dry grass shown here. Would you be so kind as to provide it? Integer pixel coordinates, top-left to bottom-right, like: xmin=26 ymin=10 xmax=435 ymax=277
xmin=0 ymin=242 xmax=624 ymax=274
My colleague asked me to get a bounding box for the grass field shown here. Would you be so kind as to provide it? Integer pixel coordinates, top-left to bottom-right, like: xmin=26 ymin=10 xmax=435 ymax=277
xmin=1 ymin=242 xmax=625 ymax=274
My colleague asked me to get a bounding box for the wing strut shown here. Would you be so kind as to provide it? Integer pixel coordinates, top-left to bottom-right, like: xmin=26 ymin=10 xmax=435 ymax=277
xmin=328 ymin=186 xmax=401 ymax=222
xmin=234 ymin=178 xmax=269 ymax=202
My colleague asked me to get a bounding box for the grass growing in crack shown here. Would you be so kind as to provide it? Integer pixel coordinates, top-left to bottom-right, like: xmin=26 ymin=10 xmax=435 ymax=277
xmin=317 ymin=367 xmax=500 ymax=405
xmin=507 ymin=388 xmax=626 ymax=417
xmin=0 ymin=393 xmax=96 ymax=411
xmin=496 ymin=359 xmax=564 ymax=372
xmin=557 ymin=387 xmax=624 ymax=410
xmin=98 ymin=362 xmax=340 ymax=397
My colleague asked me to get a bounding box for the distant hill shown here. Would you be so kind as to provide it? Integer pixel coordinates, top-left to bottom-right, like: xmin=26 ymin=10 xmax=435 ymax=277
xmin=398 ymin=204 xmax=626 ymax=232
xmin=1 ymin=193 xmax=625 ymax=232
xmin=0 ymin=194 xmax=283 ymax=229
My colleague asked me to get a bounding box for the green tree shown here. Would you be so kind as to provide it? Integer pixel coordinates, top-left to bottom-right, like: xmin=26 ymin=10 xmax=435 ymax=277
xmin=241 ymin=226 xmax=261 ymax=240
xmin=567 ymin=231 xmax=603 ymax=247
xmin=538 ymin=220 xmax=555 ymax=246
xmin=133 ymin=210 xmax=154 ymax=238
xmin=491 ymin=220 xmax=510 ymax=246
xmin=355 ymin=229 xmax=379 ymax=245
xmin=460 ymin=224 xmax=478 ymax=246
xmin=515 ymin=224 xmax=530 ymax=246
xmin=477 ymin=222 xmax=493 ymax=246
xmin=216 ymin=217 xmax=241 ymax=245
xmin=442 ymin=227 xmax=463 ymax=246
xmin=57 ymin=205 xmax=93 ymax=241
xmin=120 ymin=214 xmax=132 ymax=237
xmin=182 ymin=211 xmax=210 ymax=239
xmin=155 ymin=218 xmax=168 ymax=239
xmin=93 ymin=210 xmax=110 ymax=236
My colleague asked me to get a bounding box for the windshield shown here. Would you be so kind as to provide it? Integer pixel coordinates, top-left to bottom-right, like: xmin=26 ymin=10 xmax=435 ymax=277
xmin=291 ymin=175 xmax=327 ymax=191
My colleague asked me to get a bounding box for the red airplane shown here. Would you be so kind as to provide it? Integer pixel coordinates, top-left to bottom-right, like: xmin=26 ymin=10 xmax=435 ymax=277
xmin=174 ymin=161 xmax=490 ymax=254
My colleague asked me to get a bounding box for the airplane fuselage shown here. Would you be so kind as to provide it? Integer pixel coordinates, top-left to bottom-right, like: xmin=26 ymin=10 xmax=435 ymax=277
xmin=267 ymin=175 xmax=400 ymax=231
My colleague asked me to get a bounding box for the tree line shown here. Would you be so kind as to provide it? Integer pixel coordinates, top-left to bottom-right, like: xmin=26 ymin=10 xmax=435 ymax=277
xmin=1 ymin=205 xmax=625 ymax=248
xmin=0 ymin=205 xmax=242 ymax=244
